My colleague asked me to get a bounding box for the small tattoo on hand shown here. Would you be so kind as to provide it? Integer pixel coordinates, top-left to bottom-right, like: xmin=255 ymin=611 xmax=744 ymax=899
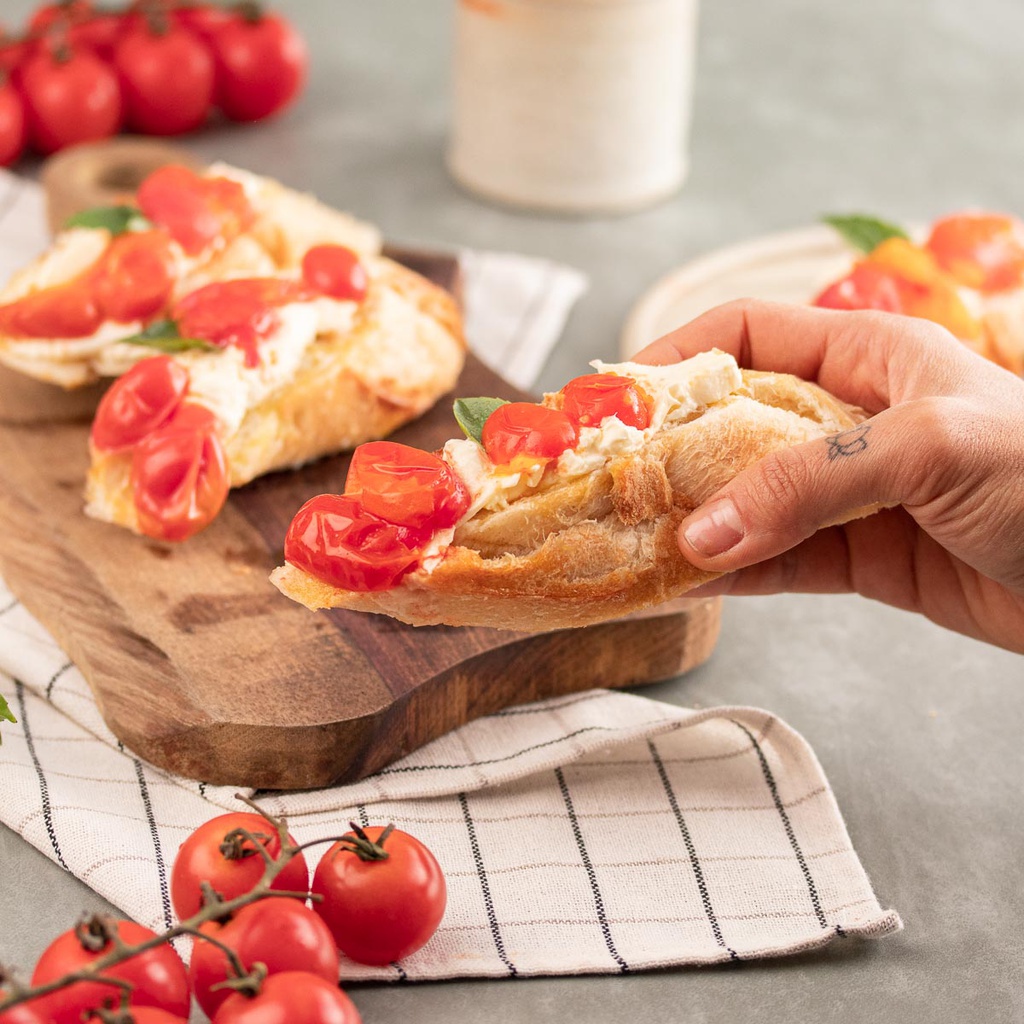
xmin=825 ymin=424 xmax=872 ymax=461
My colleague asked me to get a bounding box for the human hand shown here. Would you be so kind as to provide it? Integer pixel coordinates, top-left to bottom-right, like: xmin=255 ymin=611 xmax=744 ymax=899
xmin=634 ymin=299 xmax=1024 ymax=653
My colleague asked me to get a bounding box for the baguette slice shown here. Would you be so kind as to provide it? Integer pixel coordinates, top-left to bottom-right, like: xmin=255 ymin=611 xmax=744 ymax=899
xmin=270 ymin=352 xmax=875 ymax=631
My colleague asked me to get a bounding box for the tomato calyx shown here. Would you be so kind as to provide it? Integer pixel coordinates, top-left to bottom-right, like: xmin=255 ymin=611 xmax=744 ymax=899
xmin=72 ymin=914 xmax=115 ymax=954
xmin=219 ymin=825 xmax=274 ymax=861
xmin=205 ymin=960 xmax=267 ymax=1001
xmin=337 ymin=821 xmax=393 ymax=862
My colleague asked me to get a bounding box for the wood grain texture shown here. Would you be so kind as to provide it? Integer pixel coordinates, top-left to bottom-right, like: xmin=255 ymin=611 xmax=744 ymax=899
xmin=0 ymin=251 xmax=721 ymax=790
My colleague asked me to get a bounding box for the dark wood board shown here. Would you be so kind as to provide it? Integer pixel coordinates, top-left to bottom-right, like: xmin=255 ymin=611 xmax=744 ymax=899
xmin=0 ymin=251 xmax=721 ymax=790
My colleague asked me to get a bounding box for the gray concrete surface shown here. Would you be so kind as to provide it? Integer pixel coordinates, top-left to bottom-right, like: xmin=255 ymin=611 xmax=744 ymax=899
xmin=2 ymin=1 xmax=1023 ymax=1021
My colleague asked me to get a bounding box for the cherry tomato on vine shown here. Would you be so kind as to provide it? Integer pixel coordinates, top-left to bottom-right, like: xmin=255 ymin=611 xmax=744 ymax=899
xmin=190 ymin=899 xmax=339 ymax=1019
xmin=174 ymin=2 xmax=236 ymax=41
xmin=69 ymin=11 xmax=126 ymax=61
xmin=19 ymin=44 xmax=121 ymax=154
xmin=212 ymin=971 xmax=361 ymax=1024
xmin=284 ymin=494 xmax=429 ymax=592
xmin=925 ymin=212 xmax=1024 ymax=293
xmin=481 ymin=402 xmax=578 ymax=466
xmin=301 ymin=245 xmax=368 ymax=302
xmin=813 ymin=262 xmax=904 ymax=313
xmin=114 ymin=20 xmax=215 ymax=135
xmin=0 ymin=993 xmax=49 ymax=1024
xmin=116 ymin=1012 xmax=187 ymax=1024
xmin=312 ymin=824 xmax=446 ymax=965
xmin=30 ymin=918 xmax=189 ymax=1024
xmin=28 ymin=1 xmax=94 ymax=35
xmin=91 ymin=355 xmax=189 ymax=454
xmin=93 ymin=230 xmax=176 ymax=322
xmin=345 ymin=441 xmax=470 ymax=531
xmin=210 ymin=10 xmax=308 ymax=122
xmin=560 ymin=373 xmax=652 ymax=430
xmin=0 ymin=78 xmax=26 ymax=166
xmin=131 ymin=402 xmax=230 ymax=541
xmin=170 ymin=811 xmax=310 ymax=921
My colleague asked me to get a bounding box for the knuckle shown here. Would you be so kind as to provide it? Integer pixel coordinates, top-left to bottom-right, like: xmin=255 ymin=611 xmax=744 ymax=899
xmin=747 ymin=450 xmax=810 ymax=511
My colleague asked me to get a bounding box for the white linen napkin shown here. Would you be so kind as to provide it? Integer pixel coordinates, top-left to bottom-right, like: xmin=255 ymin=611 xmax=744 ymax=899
xmin=0 ymin=169 xmax=899 ymax=979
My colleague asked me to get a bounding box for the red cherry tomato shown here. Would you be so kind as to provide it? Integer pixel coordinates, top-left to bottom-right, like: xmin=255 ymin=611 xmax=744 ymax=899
xmin=91 ymin=355 xmax=189 ymax=453
xmin=0 ymin=276 xmax=101 ymax=338
xmin=560 ymin=372 xmax=652 ymax=430
xmin=30 ymin=919 xmax=189 ymax=1024
xmin=137 ymin=164 xmax=254 ymax=255
xmin=0 ymin=992 xmax=49 ymax=1024
xmin=190 ymin=899 xmax=339 ymax=1019
xmin=170 ymin=811 xmax=310 ymax=921
xmin=301 ymin=245 xmax=368 ymax=302
xmin=93 ymin=230 xmax=176 ymax=322
xmin=28 ymin=1 xmax=95 ymax=35
xmin=212 ymin=972 xmax=361 ymax=1024
xmin=481 ymin=402 xmax=579 ymax=466
xmin=114 ymin=21 xmax=215 ymax=135
xmin=284 ymin=494 xmax=429 ymax=592
xmin=210 ymin=11 xmax=308 ymax=122
xmin=115 ymin=1012 xmax=186 ymax=1024
xmin=69 ymin=12 xmax=126 ymax=61
xmin=0 ymin=78 xmax=26 ymax=166
xmin=174 ymin=3 xmax=236 ymax=41
xmin=813 ymin=262 xmax=905 ymax=313
xmin=19 ymin=45 xmax=121 ymax=155
xmin=925 ymin=212 xmax=1024 ymax=293
xmin=345 ymin=441 xmax=470 ymax=531
xmin=131 ymin=402 xmax=230 ymax=541
xmin=312 ymin=825 xmax=446 ymax=966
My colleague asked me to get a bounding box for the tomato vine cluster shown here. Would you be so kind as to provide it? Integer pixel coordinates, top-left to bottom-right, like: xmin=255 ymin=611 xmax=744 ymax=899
xmin=0 ymin=801 xmax=447 ymax=1023
xmin=0 ymin=0 xmax=308 ymax=166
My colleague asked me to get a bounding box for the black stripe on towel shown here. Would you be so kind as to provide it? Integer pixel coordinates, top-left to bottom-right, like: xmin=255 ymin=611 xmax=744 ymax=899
xmin=134 ymin=758 xmax=173 ymax=930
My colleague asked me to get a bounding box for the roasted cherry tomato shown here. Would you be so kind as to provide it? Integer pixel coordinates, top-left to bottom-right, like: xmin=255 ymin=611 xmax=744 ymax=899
xmin=284 ymin=494 xmax=429 ymax=592
xmin=0 ymin=77 xmax=26 ymax=167
xmin=312 ymin=824 xmax=446 ymax=966
xmin=925 ymin=212 xmax=1024 ymax=293
xmin=170 ymin=811 xmax=310 ymax=921
xmin=481 ymin=402 xmax=578 ymax=466
xmin=212 ymin=972 xmax=361 ymax=1024
xmin=114 ymin=20 xmax=215 ymax=136
xmin=131 ymin=402 xmax=229 ymax=541
xmin=345 ymin=441 xmax=470 ymax=531
xmin=0 ymin=277 xmax=100 ymax=338
xmin=301 ymin=245 xmax=368 ymax=302
xmin=560 ymin=372 xmax=652 ymax=430
xmin=210 ymin=10 xmax=308 ymax=122
xmin=137 ymin=164 xmax=254 ymax=255
xmin=91 ymin=355 xmax=189 ymax=453
xmin=19 ymin=44 xmax=122 ymax=155
xmin=813 ymin=261 xmax=905 ymax=312
xmin=190 ymin=899 xmax=339 ymax=1019
xmin=93 ymin=230 xmax=176 ymax=322
xmin=30 ymin=918 xmax=189 ymax=1024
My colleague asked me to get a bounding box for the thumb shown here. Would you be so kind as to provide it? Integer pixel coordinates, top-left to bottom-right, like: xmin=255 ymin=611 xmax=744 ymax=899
xmin=677 ymin=408 xmax=920 ymax=570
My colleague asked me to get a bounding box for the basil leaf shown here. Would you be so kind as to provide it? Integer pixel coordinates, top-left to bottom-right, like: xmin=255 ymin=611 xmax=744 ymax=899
xmin=822 ymin=214 xmax=910 ymax=254
xmin=0 ymin=693 xmax=16 ymax=746
xmin=63 ymin=205 xmax=154 ymax=236
xmin=453 ymin=396 xmax=509 ymax=445
xmin=118 ymin=319 xmax=219 ymax=355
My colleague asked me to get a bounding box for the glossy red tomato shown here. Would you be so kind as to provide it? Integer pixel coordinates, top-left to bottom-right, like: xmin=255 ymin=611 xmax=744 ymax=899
xmin=115 ymin=21 xmax=215 ymax=135
xmin=69 ymin=11 xmax=126 ymax=61
xmin=28 ymin=1 xmax=94 ymax=35
xmin=170 ymin=811 xmax=310 ymax=921
xmin=174 ymin=2 xmax=236 ymax=41
xmin=0 ymin=277 xmax=101 ymax=338
xmin=93 ymin=231 xmax=176 ymax=322
xmin=345 ymin=441 xmax=470 ymax=530
xmin=560 ymin=373 xmax=652 ymax=430
xmin=137 ymin=164 xmax=254 ymax=255
xmin=481 ymin=402 xmax=579 ymax=466
xmin=813 ymin=261 xmax=905 ymax=313
xmin=91 ymin=355 xmax=189 ymax=453
xmin=212 ymin=972 xmax=361 ymax=1024
xmin=301 ymin=245 xmax=368 ymax=302
xmin=31 ymin=919 xmax=189 ymax=1024
xmin=925 ymin=212 xmax=1024 ymax=293
xmin=0 ymin=78 xmax=26 ymax=166
xmin=0 ymin=992 xmax=49 ymax=1024
xmin=131 ymin=402 xmax=230 ymax=541
xmin=210 ymin=11 xmax=308 ymax=122
xmin=284 ymin=494 xmax=429 ymax=592
xmin=312 ymin=825 xmax=446 ymax=965
xmin=190 ymin=899 xmax=339 ymax=1019
xmin=19 ymin=45 xmax=121 ymax=154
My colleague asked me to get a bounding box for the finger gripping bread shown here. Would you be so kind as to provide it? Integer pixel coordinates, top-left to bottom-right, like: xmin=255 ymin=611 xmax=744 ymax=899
xmin=271 ymin=352 xmax=875 ymax=631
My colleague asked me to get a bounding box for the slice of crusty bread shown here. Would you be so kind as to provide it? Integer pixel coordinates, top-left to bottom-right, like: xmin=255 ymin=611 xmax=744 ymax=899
xmin=270 ymin=368 xmax=875 ymax=631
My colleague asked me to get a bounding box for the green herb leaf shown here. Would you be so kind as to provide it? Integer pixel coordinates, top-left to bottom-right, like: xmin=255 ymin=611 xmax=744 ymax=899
xmin=822 ymin=214 xmax=910 ymax=254
xmin=118 ymin=319 xmax=219 ymax=355
xmin=453 ymin=396 xmax=509 ymax=445
xmin=0 ymin=693 xmax=16 ymax=746
xmin=63 ymin=205 xmax=154 ymax=236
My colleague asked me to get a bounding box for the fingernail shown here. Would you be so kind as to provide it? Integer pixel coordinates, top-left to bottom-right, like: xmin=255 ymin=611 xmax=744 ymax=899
xmin=682 ymin=500 xmax=744 ymax=557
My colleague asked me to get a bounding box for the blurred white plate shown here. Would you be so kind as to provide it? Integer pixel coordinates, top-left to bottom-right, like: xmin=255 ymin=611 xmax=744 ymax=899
xmin=619 ymin=224 xmax=854 ymax=358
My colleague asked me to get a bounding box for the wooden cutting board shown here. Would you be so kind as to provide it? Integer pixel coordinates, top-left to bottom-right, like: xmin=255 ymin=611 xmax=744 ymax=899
xmin=0 ymin=250 xmax=721 ymax=790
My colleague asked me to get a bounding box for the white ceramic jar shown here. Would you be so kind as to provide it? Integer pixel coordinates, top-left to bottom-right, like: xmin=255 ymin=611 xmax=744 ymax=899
xmin=448 ymin=0 xmax=699 ymax=214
